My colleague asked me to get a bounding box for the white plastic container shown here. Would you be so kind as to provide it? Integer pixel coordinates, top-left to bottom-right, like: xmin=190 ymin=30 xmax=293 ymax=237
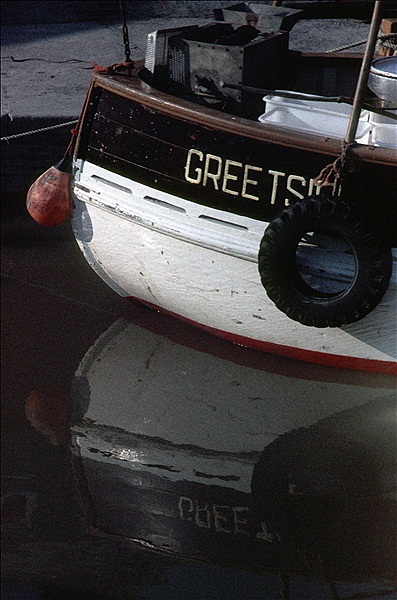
xmin=367 ymin=109 xmax=397 ymax=148
xmin=259 ymin=95 xmax=372 ymax=142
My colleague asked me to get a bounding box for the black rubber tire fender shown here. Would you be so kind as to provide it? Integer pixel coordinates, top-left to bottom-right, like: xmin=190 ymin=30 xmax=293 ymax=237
xmin=258 ymin=196 xmax=392 ymax=328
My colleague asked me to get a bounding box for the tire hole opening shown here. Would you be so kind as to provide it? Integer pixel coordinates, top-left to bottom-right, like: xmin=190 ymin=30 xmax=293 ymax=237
xmin=295 ymin=231 xmax=357 ymax=297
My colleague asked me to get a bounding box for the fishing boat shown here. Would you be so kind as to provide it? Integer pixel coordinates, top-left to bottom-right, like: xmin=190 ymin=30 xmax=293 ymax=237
xmin=26 ymin=1 xmax=397 ymax=374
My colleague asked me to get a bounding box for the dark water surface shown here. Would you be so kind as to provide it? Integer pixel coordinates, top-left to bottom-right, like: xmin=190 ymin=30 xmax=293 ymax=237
xmin=1 ymin=198 xmax=396 ymax=600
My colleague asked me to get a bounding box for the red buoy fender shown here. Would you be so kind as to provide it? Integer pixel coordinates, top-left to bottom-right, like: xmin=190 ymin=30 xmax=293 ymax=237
xmin=26 ymin=157 xmax=72 ymax=226
xmin=25 ymin=385 xmax=72 ymax=446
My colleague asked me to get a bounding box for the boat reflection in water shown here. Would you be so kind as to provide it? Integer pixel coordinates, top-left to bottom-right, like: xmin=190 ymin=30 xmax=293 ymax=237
xmin=69 ymin=318 xmax=396 ymax=598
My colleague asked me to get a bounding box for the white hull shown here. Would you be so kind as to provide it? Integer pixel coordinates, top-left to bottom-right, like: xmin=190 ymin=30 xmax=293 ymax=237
xmin=71 ymin=318 xmax=396 ymax=492
xmin=72 ymin=161 xmax=397 ymax=374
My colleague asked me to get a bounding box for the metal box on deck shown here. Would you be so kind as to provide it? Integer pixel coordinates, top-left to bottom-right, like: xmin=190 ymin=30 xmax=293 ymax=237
xmin=219 ymin=2 xmax=303 ymax=32
xmin=168 ymin=24 xmax=291 ymax=117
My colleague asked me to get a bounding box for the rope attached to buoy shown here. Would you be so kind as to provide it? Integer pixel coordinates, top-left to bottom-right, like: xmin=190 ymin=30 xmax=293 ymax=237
xmin=25 ymin=3 xmax=137 ymax=226
xmin=25 ymin=71 xmax=97 ymax=226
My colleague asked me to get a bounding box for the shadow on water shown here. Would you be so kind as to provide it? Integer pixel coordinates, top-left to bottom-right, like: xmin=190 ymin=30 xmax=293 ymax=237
xmin=1 ymin=199 xmax=396 ymax=599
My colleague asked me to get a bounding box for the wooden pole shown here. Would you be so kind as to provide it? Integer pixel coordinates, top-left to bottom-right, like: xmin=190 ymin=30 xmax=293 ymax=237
xmin=344 ymin=0 xmax=383 ymax=144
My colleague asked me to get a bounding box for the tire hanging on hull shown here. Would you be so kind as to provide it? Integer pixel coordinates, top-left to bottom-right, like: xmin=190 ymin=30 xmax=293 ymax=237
xmin=258 ymin=196 xmax=392 ymax=328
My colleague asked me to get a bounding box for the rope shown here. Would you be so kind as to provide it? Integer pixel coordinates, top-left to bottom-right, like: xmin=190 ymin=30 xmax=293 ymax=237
xmin=313 ymin=141 xmax=357 ymax=193
xmin=1 ymin=120 xmax=77 ymax=142
xmin=326 ymin=39 xmax=367 ymax=53
xmin=8 ymin=56 xmax=93 ymax=66
xmin=377 ymin=33 xmax=397 ymax=51
xmin=327 ymin=33 xmax=397 ymax=54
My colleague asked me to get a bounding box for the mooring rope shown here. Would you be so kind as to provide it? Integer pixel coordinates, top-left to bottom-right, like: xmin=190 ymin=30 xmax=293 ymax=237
xmin=326 ymin=38 xmax=368 ymax=53
xmin=328 ymin=33 xmax=397 ymax=53
xmin=1 ymin=120 xmax=78 ymax=142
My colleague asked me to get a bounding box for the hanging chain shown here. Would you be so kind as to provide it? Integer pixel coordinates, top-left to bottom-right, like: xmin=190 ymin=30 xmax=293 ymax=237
xmin=120 ymin=0 xmax=133 ymax=64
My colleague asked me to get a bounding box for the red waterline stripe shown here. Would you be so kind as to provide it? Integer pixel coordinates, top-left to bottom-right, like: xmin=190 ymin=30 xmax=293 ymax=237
xmin=127 ymin=297 xmax=397 ymax=376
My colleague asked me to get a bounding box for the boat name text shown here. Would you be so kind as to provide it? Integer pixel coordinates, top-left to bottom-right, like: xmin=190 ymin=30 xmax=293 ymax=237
xmin=184 ymin=149 xmax=330 ymax=205
xmin=178 ymin=495 xmax=281 ymax=541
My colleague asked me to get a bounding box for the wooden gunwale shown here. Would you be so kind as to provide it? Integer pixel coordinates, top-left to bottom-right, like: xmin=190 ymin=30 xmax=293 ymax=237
xmin=91 ymin=58 xmax=396 ymax=168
